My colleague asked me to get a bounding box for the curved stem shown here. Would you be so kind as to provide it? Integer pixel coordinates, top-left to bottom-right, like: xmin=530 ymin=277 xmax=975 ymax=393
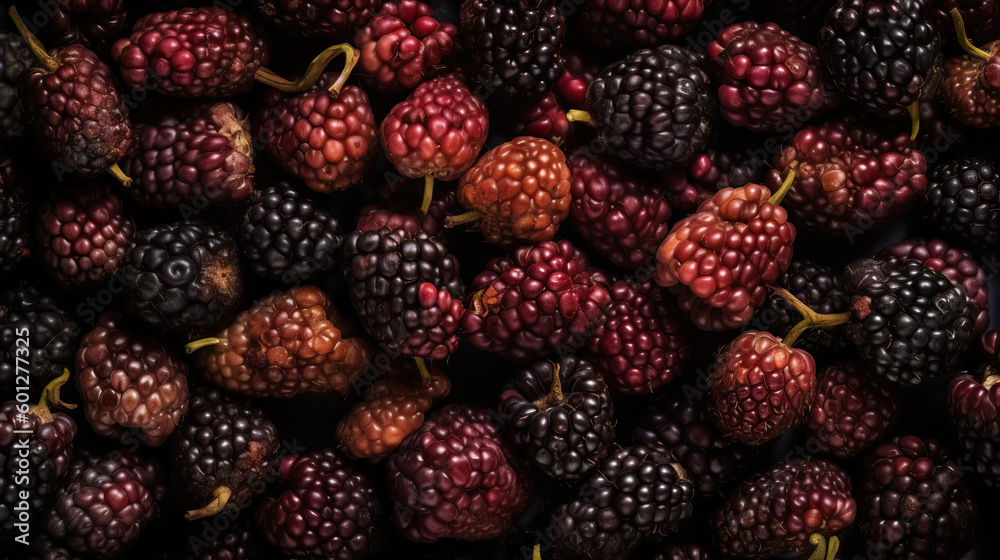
xmin=254 ymin=43 xmax=359 ymax=96
xmin=31 ymin=369 xmax=77 ymax=423
xmin=806 ymin=534 xmax=840 ymax=560
xmin=907 ymin=102 xmax=920 ymax=141
xmin=107 ymin=163 xmax=133 ymax=187
xmin=8 ymin=7 xmax=58 ymax=71
xmin=772 ymin=287 xmax=850 ymax=348
xmin=414 ymin=357 xmax=431 ymax=382
xmin=533 ymin=363 xmax=563 ymax=409
xmin=768 ymin=163 xmax=798 ymax=205
xmin=951 ymin=8 xmax=992 ymax=60
xmin=185 ymin=486 xmax=232 ymax=520
xmin=444 ymin=211 xmax=482 ymax=228
xmin=185 ymin=337 xmax=222 ymax=354
xmin=565 ymin=110 xmax=596 ymax=127
xmin=421 ymin=175 xmax=434 ymax=214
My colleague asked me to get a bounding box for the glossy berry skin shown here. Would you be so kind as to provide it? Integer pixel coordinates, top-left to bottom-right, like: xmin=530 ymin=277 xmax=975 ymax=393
xmin=460 ymin=0 xmax=565 ymax=98
xmin=633 ymin=390 xmax=752 ymax=499
xmin=586 ymin=279 xmax=689 ymax=395
xmin=950 ymin=371 xmax=1000 ymax=487
xmin=567 ymin=147 xmax=672 ymax=270
xmin=807 ymin=363 xmax=898 ymax=458
xmin=655 ymin=183 xmax=796 ymax=331
xmin=0 ymin=32 xmax=31 ymax=145
xmin=42 ymin=0 xmax=129 ymax=52
xmin=580 ymin=0 xmax=710 ymax=54
xmin=927 ymin=157 xmax=1000 ymax=252
xmin=457 ymin=136 xmax=571 ymax=248
xmin=123 ymin=102 xmax=255 ymax=209
xmin=498 ymin=356 xmax=615 ymax=481
xmin=387 ymin=404 xmax=534 ymax=542
xmin=0 ymin=288 xmax=78 ymax=400
xmin=121 ymin=221 xmax=243 ymax=335
xmin=712 ymin=459 xmax=856 ymax=559
xmin=461 ymin=240 xmax=612 ymax=363
xmin=654 ymin=543 xmax=714 ymax=560
xmin=586 ymin=45 xmax=714 ymax=170
xmin=767 ymin=119 xmax=927 ymax=235
xmin=195 ymin=286 xmax=373 ymax=398
xmin=708 ymin=331 xmax=817 ymax=445
xmin=355 ymin=0 xmax=458 ymax=92
xmin=859 ymin=436 xmax=977 ymax=560
xmin=708 ymin=21 xmax=839 ymax=132
xmin=75 ymin=312 xmax=190 ymax=448
xmin=257 ymin=82 xmax=378 ymax=193
xmin=336 ymin=363 xmax=450 ymax=462
xmin=341 ymin=227 xmax=464 ymax=361
xmin=20 ymin=44 xmax=134 ymax=179
xmin=512 ymin=93 xmax=571 ymax=145
xmin=380 ymin=73 xmax=489 ymax=181
xmin=173 ymin=388 xmax=279 ymax=518
xmin=258 ymin=449 xmax=383 ymax=560
xmin=45 ymin=450 xmax=164 ymax=558
xmin=550 ymin=446 xmax=695 ymax=560
xmin=555 ymin=50 xmax=600 ymax=108
xmin=941 ymin=41 xmax=1000 ymax=128
xmin=880 ymin=238 xmax=991 ymax=335
xmin=818 ymin=0 xmax=943 ymax=119
xmin=0 ymin=401 xmax=76 ymax=536
xmin=253 ymin=0 xmax=383 ymax=38
xmin=0 ymin=164 xmax=29 ymax=273
xmin=112 ymin=7 xmax=271 ymax=99
xmin=35 ymin=183 xmax=134 ymax=289
xmin=240 ymin=184 xmax=342 ymax=283
xmin=844 ymin=258 xmax=974 ymax=385
xmin=663 ymin=148 xmax=765 ymax=214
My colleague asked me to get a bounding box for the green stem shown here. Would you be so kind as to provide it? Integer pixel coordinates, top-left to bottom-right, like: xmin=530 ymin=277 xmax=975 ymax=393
xmin=30 ymin=369 xmax=76 ymax=423
xmin=254 ymin=43 xmax=359 ymax=96
xmin=421 ymin=175 xmax=434 ymax=215
xmin=107 ymin=162 xmax=133 ymax=187
xmin=533 ymin=545 xmax=541 ymax=560
xmin=185 ymin=337 xmax=221 ymax=354
xmin=772 ymin=287 xmax=850 ymax=348
xmin=768 ymin=164 xmax=797 ymax=205
xmin=8 ymin=7 xmax=58 ymax=71
xmin=907 ymin=102 xmax=920 ymax=141
xmin=565 ymin=110 xmax=595 ymax=127
xmin=444 ymin=211 xmax=482 ymax=228
xmin=951 ymin=8 xmax=992 ymax=60
xmin=414 ymin=357 xmax=431 ymax=382
xmin=806 ymin=534 xmax=840 ymax=560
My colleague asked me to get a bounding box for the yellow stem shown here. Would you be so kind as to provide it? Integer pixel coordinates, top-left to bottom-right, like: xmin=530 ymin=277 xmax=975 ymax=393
xmin=421 ymin=175 xmax=434 ymax=214
xmin=768 ymin=164 xmax=798 ymax=205
xmin=414 ymin=357 xmax=431 ymax=382
xmin=565 ymin=110 xmax=596 ymax=127
xmin=185 ymin=337 xmax=221 ymax=354
xmin=107 ymin=163 xmax=132 ymax=187
xmin=8 ymin=7 xmax=58 ymax=71
xmin=185 ymin=486 xmax=232 ymax=520
xmin=533 ymin=363 xmax=563 ymax=409
xmin=533 ymin=545 xmax=541 ymax=560
xmin=30 ymin=369 xmax=76 ymax=423
xmin=444 ymin=211 xmax=482 ymax=228
xmin=806 ymin=534 xmax=840 ymax=560
xmin=907 ymin=102 xmax=920 ymax=141
xmin=772 ymin=287 xmax=850 ymax=348
xmin=951 ymin=8 xmax=992 ymax=60
xmin=254 ymin=43 xmax=359 ymax=96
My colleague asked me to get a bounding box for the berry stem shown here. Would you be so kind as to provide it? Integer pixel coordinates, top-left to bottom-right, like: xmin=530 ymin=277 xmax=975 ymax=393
xmin=185 ymin=337 xmax=222 ymax=354
xmin=951 ymin=8 xmax=992 ymax=61
xmin=107 ymin=163 xmax=133 ymax=187
xmin=565 ymin=110 xmax=596 ymax=127
xmin=907 ymin=102 xmax=920 ymax=141
xmin=8 ymin=7 xmax=59 ymax=72
xmin=768 ymin=164 xmax=798 ymax=205
xmin=772 ymin=287 xmax=850 ymax=348
xmin=415 ymin=357 xmax=431 ymax=382
xmin=185 ymin=485 xmax=232 ymax=520
xmin=533 ymin=544 xmax=541 ymax=560
xmin=30 ymin=369 xmax=77 ymax=424
xmin=444 ymin=211 xmax=483 ymax=227
xmin=806 ymin=534 xmax=840 ymax=560
xmin=532 ymin=363 xmax=563 ymax=409
xmin=984 ymin=374 xmax=1000 ymax=389
xmin=254 ymin=43 xmax=359 ymax=96
xmin=421 ymin=175 xmax=434 ymax=214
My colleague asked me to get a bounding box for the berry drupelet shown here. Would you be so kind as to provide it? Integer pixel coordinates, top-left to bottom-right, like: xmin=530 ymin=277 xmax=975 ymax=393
xmin=655 ymin=182 xmax=796 ymax=331
xmin=926 ymin=157 xmax=1000 ymax=252
xmin=586 ymin=278 xmax=689 ymax=395
xmin=708 ymin=21 xmax=839 ymax=133
xmin=191 ymin=285 xmax=372 ymax=398
xmin=512 ymin=92 xmax=572 ymax=146
xmin=498 ymin=356 xmax=615 ymax=481
xmin=0 ymin=31 xmax=31 ymax=145
xmin=807 ymin=363 xmax=899 ymax=458
xmin=663 ymin=148 xmax=766 ymax=214
xmin=0 ymin=160 xmax=29 ymax=273
xmin=460 ymin=0 xmax=565 ymax=98
xmin=556 ymin=49 xmax=600 ymax=108
xmin=75 ymin=312 xmax=189 ymax=448
xmin=336 ymin=361 xmax=451 ymax=462
xmin=461 ymin=240 xmax=612 ymax=363
xmin=258 ymin=449 xmax=383 ymax=559
xmin=354 ymin=0 xmax=458 ymax=92
xmin=41 ymin=0 xmax=128 ymax=53
xmin=341 ymin=227 xmax=464 ymax=361
xmin=239 ymin=184 xmax=342 ymax=284
xmin=387 ymin=404 xmax=534 ymax=542
xmin=583 ymin=45 xmax=714 ymax=170
xmin=818 ymin=0 xmax=943 ymax=121
xmin=173 ymin=387 xmax=279 ymax=521
xmin=0 ymin=287 xmax=78 ymax=399
xmin=452 ymin=136 xmax=571 ymax=248
xmin=844 ymin=258 xmax=975 ymax=384
xmin=931 ymin=0 xmax=1000 ymax=44
xmin=254 ymin=0 xmax=383 ymax=38
xmin=632 ymin=390 xmax=752 ymax=499
xmin=35 ymin=182 xmax=134 ymax=289
xmin=122 ymin=102 xmax=255 ymax=209
xmin=712 ymin=459 xmax=856 ymax=559
xmin=549 ymin=446 xmax=695 ymax=560
xmin=941 ymin=9 xmax=1000 ymax=128
xmin=580 ymin=0 xmax=710 ymax=54
xmin=949 ymin=369 xmax=1000 ymax=488
xmin=767 ymin=118 xmax=928 ymax=235
xmin=121 ymin=221 xmax=244 ymax=335
xmin=859 ymin=436 xmax=977 ymax=560
xmin=654 ymin=543 xmax=714 ymax=560
xmin=567 ymin=147 xmax=672 ymax=270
